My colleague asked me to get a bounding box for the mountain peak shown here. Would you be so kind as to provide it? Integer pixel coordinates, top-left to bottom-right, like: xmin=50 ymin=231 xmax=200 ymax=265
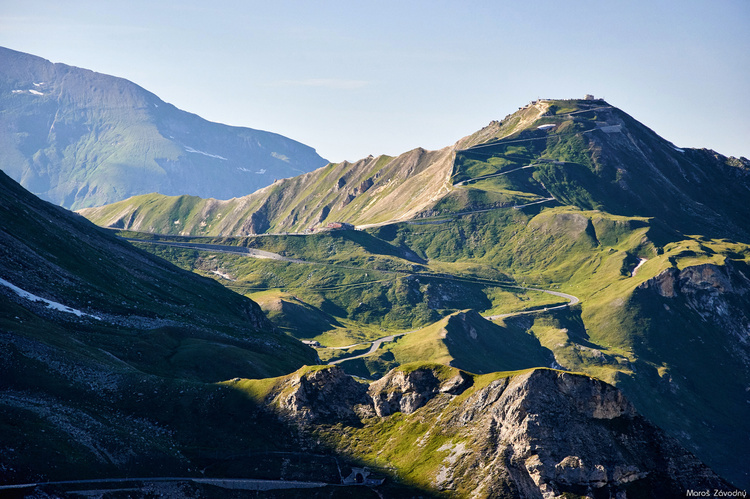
xmin=0 ymin=46 xmax=328 ymax=209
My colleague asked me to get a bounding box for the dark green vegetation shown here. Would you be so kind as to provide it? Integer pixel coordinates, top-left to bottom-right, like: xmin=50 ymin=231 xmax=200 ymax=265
xmin=95 ymin=98 xmax=750 ymax=489
xmin=0 ymin=46 xmax=327 ymax=209
xmin=0 ymin=169 xmax=351 ymax=485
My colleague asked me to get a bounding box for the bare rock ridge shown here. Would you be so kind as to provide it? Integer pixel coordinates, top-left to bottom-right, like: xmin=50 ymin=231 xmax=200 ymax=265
xmin=369 ymin=365 xmax=473 ymax=417
xmin=262 ymin=364 xmax=731 ymax=497
xmin=270 ymin=366 xmax=371 ymax=423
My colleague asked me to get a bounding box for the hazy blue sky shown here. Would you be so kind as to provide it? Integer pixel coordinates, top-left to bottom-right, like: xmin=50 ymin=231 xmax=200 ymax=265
xmin=1 ymin=1 xmax=748 ymax=162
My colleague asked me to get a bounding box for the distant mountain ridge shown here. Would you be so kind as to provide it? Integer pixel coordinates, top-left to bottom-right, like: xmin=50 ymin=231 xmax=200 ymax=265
xmin=0 ymin=46 xmax=328 ymax=209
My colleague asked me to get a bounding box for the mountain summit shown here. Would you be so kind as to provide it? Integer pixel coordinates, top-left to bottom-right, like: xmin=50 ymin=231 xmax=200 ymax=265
xmin=81 ymin=98 xmax=750 ymax=238
xmin=0 ymin=47 xmax=328 ymax=209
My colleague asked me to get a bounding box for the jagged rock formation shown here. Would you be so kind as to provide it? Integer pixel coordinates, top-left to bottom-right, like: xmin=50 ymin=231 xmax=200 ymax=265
xmin=262 ymin=366 xmax=371 ymax=423
xmin=369 ymin=365 xmax=472 ymax=416
xmin=256 ymin=365 xmax=731 ymax=498
xmin=640 ymin=262 xmax=750 ymax=357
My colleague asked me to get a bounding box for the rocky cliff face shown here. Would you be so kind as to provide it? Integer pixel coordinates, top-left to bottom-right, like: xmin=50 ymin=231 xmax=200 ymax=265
xmin=262 ymin=365 xmax=731 ymax=497
xmin=440 ymin=369 xmax=726 ymax=498
xmin=368 ymin=365 xmax=472 ymax=416
xmin=264 ymin=366 xmax=371 ymax=423
xmin=639 ymin=261 xmax=750 ymax=366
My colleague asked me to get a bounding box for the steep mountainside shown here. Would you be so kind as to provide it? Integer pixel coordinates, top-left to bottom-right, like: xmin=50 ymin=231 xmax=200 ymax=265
xmin=77 ymin=118 xmax=522 ymax=234
xmin=0 ymin=46 xmax=327 ymax=209
xmin=232 ymin=364 xmax=731 ymax=497
xmin=80 ymin=98 xmax=750 ymax=238
xmin=337 ymin=310 xmax=557 ymax=378
xmin=91 ymin=98 xmax=750 ymax=489
xmin=0 ymin=169 xmax=316 ymax=380
xmin=0 ymin=170 xmax=336 ymax=485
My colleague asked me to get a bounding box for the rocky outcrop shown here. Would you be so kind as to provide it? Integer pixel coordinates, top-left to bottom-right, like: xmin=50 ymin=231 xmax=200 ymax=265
xmin=639 ymin=261 xmax=750 ymax=364
xmin=269 ymin=366 xmax=371 ymax=423
xmin=368 ymin=366 xmax=472 ymax=417
xmin=264 ymin=365 xmax=731 ymax=497
xmin=240 ymin=208 xmax=270 ymax=235
xmin=442 ymin=369 xmax=729 ymax=497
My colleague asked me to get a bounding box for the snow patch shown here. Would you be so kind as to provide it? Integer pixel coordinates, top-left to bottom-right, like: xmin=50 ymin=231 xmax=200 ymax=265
xmin=631 ymin=258 xmax=648 ymax=277
xmin=0 ymin=277 xmax=101 ymax=320
xmin=184 ymin=146 xmax=227 ymax=161
xmin=211 ymin=270 xmax=235 ymax=281
xmin=237 ymin=167 xmax=266 ymax=174
xmin=28 ymin=89 xmax=44 ymax=96
xmin=11 ymin=90 xmax=23 ymax=94
xmin=271 ymin=152 xmax=290 ymax=162
xmin=33 ymin=82 xmax=44 ymax=87
xmin=537 ymin=124 xmax=556 ymax=130
xmin=673 ymin=146 xmax=685 ymax=153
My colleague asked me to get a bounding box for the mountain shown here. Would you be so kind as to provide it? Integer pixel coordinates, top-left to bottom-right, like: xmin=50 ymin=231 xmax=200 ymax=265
xmin=86 ymin=98 xmax=750 ymax=488
xmin=79 ymin=98 xmax=750 ymax=238
xmin=233 ymin=363 xmax=731 ymax=497
xmin=0 ymin=169 xmax=332 ymax=485
xmin=0 ymin=46 xmax=328 ymax=210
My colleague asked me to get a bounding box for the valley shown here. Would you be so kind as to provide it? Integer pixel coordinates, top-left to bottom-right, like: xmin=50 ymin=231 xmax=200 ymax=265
xmin=2 ymin=92 xmax=749 ymax=497
xmin=96 ymin=97 xmax=749 ymax=492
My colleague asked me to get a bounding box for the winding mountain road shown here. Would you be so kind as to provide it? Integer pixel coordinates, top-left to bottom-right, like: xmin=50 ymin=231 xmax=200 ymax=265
xmin=119 ymin=229 xmax=581 ymax=368
xmin=328 ymin=331 xmax=412 ymax=365
xmin=125 ymin=239 xmax=304 ymax=262
xmin=326 ymin=285 xmax=580 ymax=366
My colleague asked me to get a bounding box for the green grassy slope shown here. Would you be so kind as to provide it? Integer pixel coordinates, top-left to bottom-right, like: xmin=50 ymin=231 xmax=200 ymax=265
xmin=0 ymin=168 xmax=344 ymax=484
xmin=126 ymin=198 xmax=750 ymax=487
xmin=337 ymin=310 xmax=555 ymax=378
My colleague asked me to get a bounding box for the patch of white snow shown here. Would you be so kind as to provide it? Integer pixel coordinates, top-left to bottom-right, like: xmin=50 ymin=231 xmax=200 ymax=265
xmin=0 ymin=278 xmax=101 ymax=320
xmin=631 ymin=258 xmax=648 ymax=277
xmin=211 ymin=270 xmax=235 ymax=281
xmin=28 ymin=89 xmax=44 ymax=96
xmin=184 ymin=146 xmax=227 ymax=161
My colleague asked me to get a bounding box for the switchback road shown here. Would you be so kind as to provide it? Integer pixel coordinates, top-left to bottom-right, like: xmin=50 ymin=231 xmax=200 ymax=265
xmin=327 ymin=285 xmax=580 ymax=365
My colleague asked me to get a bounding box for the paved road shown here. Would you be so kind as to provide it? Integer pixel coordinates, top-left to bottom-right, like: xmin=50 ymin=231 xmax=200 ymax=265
xmin=125 ymin=238 xmax=305 ymax=263
xmin=455 ymin=164 xmax=535 ymax=186
xmin=328 ymin=331 xmax=412 ymax=365
xmin=0 ymin=477 xmax=328 ymax=492
xmin=483 ymin=286 xmax=579 ymax=320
